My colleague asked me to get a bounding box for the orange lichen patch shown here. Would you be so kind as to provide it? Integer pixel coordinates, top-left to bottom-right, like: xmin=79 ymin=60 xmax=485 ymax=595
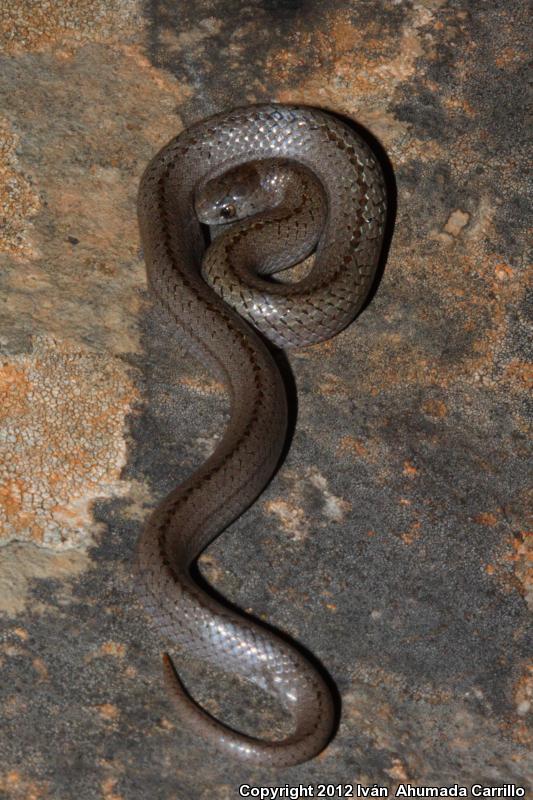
xmin=511 ymin=720 xmax=532 ymax=747
xmin=0 ymin=363 xmax=31 ymax=413
xmin=485 ymin=564 xmax=495 ymax=575
xmin=306 ymin=336 xmax=336 ymax=356
xmin=441 ymin=96 xmax=477 ymax=117
xmin=385 ymin=757 xmax=410 ymax=782
xmin=318 ymin=372 xmax=350 ymax=398
xmin=32 ymin=657 xmax=49 ymax=681
xmin=502 ymin=360 xmax=533 ymax=392
xmin=3 ymin=695 xmax=28 ymax=719
xmin=0 ymin=0 xmax=142 ymax=54
xmin=0 ymin=336 xmax=136 ymax=547
xmin=276 ymin=584 xmax=312 ymax=613
xmin=0 ymin=118 xmax=40 ymax=257
xmin=0 ymin=481 xmax=25 ymax=528
xmin=354 ymin=335 xmax=445 ymax=394
xmin=12 ymin=627 xmax=29 ymax=640
xmin=422 ymin=399 xmax=448 ymax=418
xmin=494 ymin=47 xmax=528 ymax=68
xmin=402 ymin=460 xmax=419 ymax=477
xmin=506 ymin=531 xmax=533 ymax=610
xmin=101 ymin=777 xmax=124 ymax=800
xmin=264 ymin=499 xmax=309 ymax=541
xmin=0 ymin=770 xmax=49 ymax=799
xmin=99 ymin=641 xmax=127 ymax=659
xmin=272 ymin=3 xmax=445 ymax=148
xmin=266 ymin=47 xmax=302 ymax=82
xmin=474 ymin=512 xmax=498 ymax=526
xmin=400 ymin=520 xmax=422 ymax=545
xmin=95 ymin=703 xmax=120 ymax=721
xmin=403 ymin=136 xmax=447 ymax=166
xmin=494 ymin=262 xmax=515 ymax=281
xmin=337 ymin=435 xmax=369 ymax=458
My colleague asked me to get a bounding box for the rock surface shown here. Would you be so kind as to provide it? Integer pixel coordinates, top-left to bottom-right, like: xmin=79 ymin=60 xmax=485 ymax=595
xmin=0 ymin=1 xmax=530 ymax=797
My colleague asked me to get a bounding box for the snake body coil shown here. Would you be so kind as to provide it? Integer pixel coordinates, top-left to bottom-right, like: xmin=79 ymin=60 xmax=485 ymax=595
xmin=136 ymin=104 xmax=387 ymax=766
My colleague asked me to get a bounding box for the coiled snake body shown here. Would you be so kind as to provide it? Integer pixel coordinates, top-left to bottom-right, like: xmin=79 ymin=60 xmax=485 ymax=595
xmin=136 ymin=104 xmax=387 ymax=766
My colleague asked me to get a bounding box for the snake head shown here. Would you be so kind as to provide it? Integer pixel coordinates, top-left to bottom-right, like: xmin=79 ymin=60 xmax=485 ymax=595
xmin=194 ymin=162 xmax=271 ymax=226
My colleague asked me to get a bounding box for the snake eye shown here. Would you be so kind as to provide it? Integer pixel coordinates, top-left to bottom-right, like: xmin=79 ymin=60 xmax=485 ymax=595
xmin=220 ymin=204 xmax=236 ymax=219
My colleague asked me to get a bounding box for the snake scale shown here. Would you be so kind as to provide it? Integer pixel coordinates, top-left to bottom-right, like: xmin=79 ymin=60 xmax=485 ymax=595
xmin=135 ymin=104 xmax=387 ymax=766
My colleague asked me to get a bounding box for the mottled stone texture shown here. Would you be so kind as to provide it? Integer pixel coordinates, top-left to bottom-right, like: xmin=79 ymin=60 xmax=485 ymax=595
xmin=0 ymin=1 xmax=530 ymax=798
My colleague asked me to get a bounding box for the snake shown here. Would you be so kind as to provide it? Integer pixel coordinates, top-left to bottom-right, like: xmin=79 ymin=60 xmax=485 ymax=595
xmin=135 ymin=104 xmax=387 ymax=766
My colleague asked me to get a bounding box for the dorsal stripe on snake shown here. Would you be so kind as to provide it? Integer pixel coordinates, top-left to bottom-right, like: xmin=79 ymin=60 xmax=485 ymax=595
xmin=153 ymin=162 xmax=271 ymax=579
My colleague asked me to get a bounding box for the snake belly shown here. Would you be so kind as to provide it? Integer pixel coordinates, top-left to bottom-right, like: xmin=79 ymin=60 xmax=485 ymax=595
xmin=135 ymin=104 xmax=387 ymax=766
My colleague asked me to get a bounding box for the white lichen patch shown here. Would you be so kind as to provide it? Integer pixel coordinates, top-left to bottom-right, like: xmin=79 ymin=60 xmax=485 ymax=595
xmin=308 ymin=469 xmax=352 ymax=522
xmin=444 ymin=209 xmax=470 ymax=237
xmin=0 ymin=336 xmax=137 ymax=548
xmin=263 ymin=498 xmax=310 ymax=541
xmin=264 ymin=467 xmax=351 ymax=541
xmin=193 ymin=433 xmax=223 ymax=460
xmin=0 ymin=541 xmax=89 ymax=615
xmin=0 ymin=117 xmax=40 ymax=257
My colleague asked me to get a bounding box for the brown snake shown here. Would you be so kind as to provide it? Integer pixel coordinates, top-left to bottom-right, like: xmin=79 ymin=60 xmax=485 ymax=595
xmin=135 ymin=104 xmax=387 ymax=766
